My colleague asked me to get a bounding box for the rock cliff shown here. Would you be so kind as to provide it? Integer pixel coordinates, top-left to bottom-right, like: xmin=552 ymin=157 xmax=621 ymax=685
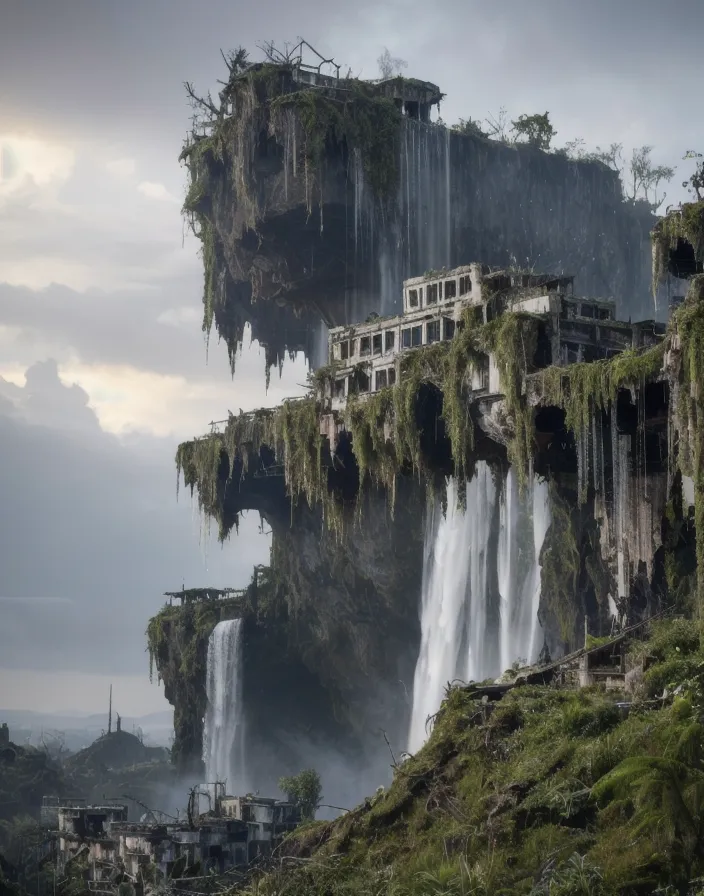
xmin=182 ymin=62 xmax=657 ymax=372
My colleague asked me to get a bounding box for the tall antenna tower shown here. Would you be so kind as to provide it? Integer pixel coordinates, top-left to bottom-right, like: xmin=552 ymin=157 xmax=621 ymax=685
xmin=108 ymin=684 xmax=112 ymax=735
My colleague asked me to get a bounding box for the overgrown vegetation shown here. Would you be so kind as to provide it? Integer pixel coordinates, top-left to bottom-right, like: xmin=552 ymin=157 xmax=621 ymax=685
xmin=534 ymin=345 xmax=664 ymax=437
xmin=177 ymin=278 xmax=704 ymax=616
xmin=180 ymin=48 xmax=404 ymax=346
xmin=278 ymin=769 xmax=322 ymax=821
xmin=670 ymin=276 xmax=704 ymax=615
xmin=651 ymin=201 xmax=704 ymax=295
xmin=269 ymin=83 xmax=402 ymax=200
xmin=229 ymin=619 xmax=704 ymax=896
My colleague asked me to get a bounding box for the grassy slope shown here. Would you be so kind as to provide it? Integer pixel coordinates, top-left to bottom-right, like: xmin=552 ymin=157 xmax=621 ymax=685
xmin=242 ymin=619 xmax=704 ymax=896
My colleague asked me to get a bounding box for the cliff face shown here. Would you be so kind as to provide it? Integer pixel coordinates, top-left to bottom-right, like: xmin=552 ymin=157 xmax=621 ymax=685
xmin=177 ymin=275 xmax=704 ymax=675
xmin=183 ymin=65 xmax=656 ymax=371
xmin=149 ymin=499 xmax=422 ymax=778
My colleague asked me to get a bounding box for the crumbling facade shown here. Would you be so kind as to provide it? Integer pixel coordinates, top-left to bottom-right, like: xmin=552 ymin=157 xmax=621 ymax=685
xmin=322 ymin=263 xmax=666 ymax=415
xmin=45 ymin=791 xmax=301 ymax=887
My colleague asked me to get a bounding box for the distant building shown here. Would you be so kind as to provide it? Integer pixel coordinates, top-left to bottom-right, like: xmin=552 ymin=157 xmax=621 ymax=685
xmin=44 ymin=790 xmax=301 ymax=885
xmin=219 ymin=795 xmax=301 ymax=861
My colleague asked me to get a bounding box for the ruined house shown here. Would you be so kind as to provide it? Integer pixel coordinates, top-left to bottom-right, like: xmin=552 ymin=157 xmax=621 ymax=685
xmin=45 ymin=790 xmax=301 ymax=885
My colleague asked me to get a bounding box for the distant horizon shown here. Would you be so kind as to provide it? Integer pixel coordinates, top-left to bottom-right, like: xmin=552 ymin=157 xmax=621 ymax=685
xmin=0 ymin=668 xmax=172 ymax=717
xmin=0 ymin=706 xmax=173 ymax=723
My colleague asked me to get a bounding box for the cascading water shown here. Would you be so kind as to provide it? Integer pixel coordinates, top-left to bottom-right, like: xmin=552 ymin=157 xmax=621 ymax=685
xmin=497 ymin=472 xmax=551 ymax=672
xmin=347 ymin=118 xmax=654 ymax=327
xmin=408 ymin=467 xmax=496 ymax=753
xmin=408 ymin=466 xmax=551 ymax=753
xmin=202 ymin=619 xmax=245 ymax=794
xmin=353 ymin=121 xmax=453 ymax=320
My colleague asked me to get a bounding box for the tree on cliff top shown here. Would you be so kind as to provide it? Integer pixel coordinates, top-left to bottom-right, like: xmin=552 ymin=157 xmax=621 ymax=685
xmin=279 ymin=769 xmax=322 ymax=821
xmin=377 ymin=48 xmax=407 ymax=80
xmin=625 ymin=145 xmax=674 ymax=210
xmin=511 ymin=112 xmax=556 ymax=151
xmin=683 ymin=150 xmax=704 ymax=200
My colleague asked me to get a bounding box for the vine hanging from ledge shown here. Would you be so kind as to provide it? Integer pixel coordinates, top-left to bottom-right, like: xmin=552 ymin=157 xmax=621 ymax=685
xmin=651 ymin=201 xmax=704 ymax=296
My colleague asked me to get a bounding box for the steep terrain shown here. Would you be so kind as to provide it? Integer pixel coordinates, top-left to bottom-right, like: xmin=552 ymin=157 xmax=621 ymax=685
xmin=242 ymin=617 xmax=704 ymax=896
xmin=147 ymin=553 xmax=414 ymax=794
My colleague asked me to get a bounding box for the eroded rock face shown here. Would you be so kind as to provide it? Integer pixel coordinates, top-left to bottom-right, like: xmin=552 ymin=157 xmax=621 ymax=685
xmin=270 ymin=478 xmax=424 ymax=745
xmin=151 ymin=477 xmax=424 ymax=773
xmin=186 ymin=69 xmax=657 ymax=371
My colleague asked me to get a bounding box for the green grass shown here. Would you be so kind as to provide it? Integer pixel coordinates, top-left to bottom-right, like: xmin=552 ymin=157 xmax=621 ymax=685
xmin=234 ymin=620 xmax=704 ymax=896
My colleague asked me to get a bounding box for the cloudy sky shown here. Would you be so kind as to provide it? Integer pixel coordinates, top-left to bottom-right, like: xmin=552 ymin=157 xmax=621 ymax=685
xmin=0 ymin=0 xmax=702 ymax=717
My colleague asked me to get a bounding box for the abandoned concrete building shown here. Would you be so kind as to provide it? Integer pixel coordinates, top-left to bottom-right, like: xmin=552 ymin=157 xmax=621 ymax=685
xmin=220 ymin=40 xmax=443 ymax=124
xmin=322 ymin=263 xmax=667 ymax=414
xmin=44 ymin=790 xmax=301 ymax=884
xmin=219 ymin=795 xmax=300 ymax=840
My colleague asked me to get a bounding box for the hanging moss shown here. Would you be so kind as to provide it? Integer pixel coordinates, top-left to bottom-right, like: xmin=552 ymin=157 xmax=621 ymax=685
xmin=669 ymin=275 xmax=704 ymax=617
xmin=176 ymin=397 xmax=345 ymax=539
xmin=533 ymin=342 xmax=666 ymax=438
xmin=651 ymin=201 xmax=704 ymax=296
xmin=345 ymin=388 xmax=396 ymax=505
xmin=481 ymin=312 xmax=540 ymax=486
xmin=270 ymin=82 xmax=402 ymax=201
xmin=179 ymin=67 xmax=405 ymax=368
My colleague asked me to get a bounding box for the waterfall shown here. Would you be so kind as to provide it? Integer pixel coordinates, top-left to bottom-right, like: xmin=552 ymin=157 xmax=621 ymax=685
xmin=408 ymin=466 xmax=551 ymax=753
xmin=202 ymin=619 xmax=245 ymax=794
xmin=497 ymin=473 xmax=552 ymax=671
xmin=528 ymin=479 xmax=551 ymax=662
xmin=348 ymin=118 xmax=653 ymax=330
xmin=408 ymin=467 xmax=496 ymax=754
xmin=353 ymin=121 xmax=454 ymax=321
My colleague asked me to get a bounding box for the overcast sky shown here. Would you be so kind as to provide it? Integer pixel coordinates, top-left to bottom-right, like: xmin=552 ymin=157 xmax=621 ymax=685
xmin=0 ymin=0 xmax=702 ymax=716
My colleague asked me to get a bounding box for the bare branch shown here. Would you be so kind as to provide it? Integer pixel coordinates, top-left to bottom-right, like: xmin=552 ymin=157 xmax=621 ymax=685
xmin=184 ymin=81 xmax=220 ymax=118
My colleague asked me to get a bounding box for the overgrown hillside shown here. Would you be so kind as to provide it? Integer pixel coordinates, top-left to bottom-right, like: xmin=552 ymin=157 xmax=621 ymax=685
xmin=243 ymin=618 xmax=704 ymax=896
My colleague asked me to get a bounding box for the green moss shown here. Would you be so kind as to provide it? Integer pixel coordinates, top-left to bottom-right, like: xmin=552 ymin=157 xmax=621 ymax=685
xmin=540 ymin=481 xmax=581 ymax=646
xmin=534 ymin=343 xmax=666 ymax=437
xmin=340 ymin=308 xmax=536 ymax=501
xmin=345 ymin=388 xmax=396 ymax=504
xmin=179 ymin=66 xmax=407 ymax=355
xmin=270 ymin=84 xmax=402 ymax=200
xmin=176 ymin=397 xmax=342 ymax=539
xmin=670 ymin=277 xmax=704 ymax=619
xmin=239 ymin=621 xmax=704 ymax=896
xmin=586 ymin=634 xmax=613 ymax=650
xmin=651 ymin=201 xmax=704 ymax=296
xmin=481 ymin=312 xmax=540 ymax=486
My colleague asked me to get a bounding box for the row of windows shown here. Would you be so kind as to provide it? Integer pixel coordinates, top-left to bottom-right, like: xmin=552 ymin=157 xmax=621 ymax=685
xmin=334 ymin=367 xmax=397 ymax=398
xmin=407 ymin=275 xmax=471 ymax=309
xmin=335 ymin=316 xmax=457 ymax=362
xmin=578 ymin=302 xmax=612 ymax=320
xmin=401 ymin=317 xmax=455 ymax=348
xmin=338 ymin=330 xmax=395 ymax=361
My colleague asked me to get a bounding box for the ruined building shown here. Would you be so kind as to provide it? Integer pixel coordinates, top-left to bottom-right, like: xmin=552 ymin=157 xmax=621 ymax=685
xmin=321 ymin=263 xmax=664 ymax=414
xmin=44 ymin=787 xmax=301 ymax=886
xmin=181 ymin=50 xmax=656 ymax=373
xmin=154 ymin=42 xmax=703 ymax=780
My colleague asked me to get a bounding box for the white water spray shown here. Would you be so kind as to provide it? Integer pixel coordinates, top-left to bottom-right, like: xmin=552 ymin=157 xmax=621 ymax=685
xmin=203 ymin=619 xmax=245 ymax=794
xmin=498 ymin=472 xmax=551 ymax=671
xmin=408 ymin=467 xmax=495 ymax=753
xmin=408 ymin=467 xmax=551 ymax=752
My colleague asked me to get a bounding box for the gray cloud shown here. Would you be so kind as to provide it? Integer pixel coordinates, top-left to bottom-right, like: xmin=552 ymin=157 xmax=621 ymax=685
xmin=0 ymin=362 xmax=269 ymax=685
xmin=0 ymin=0 xmax=702 ymax=715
